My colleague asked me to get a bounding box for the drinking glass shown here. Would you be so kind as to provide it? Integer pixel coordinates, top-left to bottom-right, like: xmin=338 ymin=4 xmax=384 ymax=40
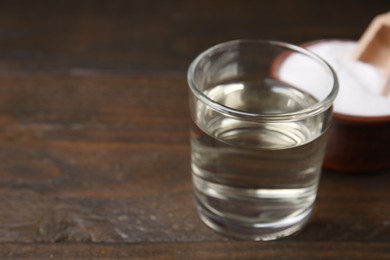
xmin=187 ymin=40 xmax=338 ymax=240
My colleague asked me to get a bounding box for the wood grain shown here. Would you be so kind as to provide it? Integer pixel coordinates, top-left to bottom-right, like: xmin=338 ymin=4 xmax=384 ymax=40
xmin=0 ymin=73 xmax=213 ymax=243
xmin=0 ymin=0 xmax=386 ymax=73
xmin=0 ymin=0 xmax=389 ymax=258
xmin=1 ymin=242 xmax=390 ymax=259
xmin=0 ymin=74 xmax=389 ymax=245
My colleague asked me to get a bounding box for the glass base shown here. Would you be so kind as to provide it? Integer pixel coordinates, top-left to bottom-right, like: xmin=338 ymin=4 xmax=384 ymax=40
xmin=196 ymin=201 xmax=313 ymax=241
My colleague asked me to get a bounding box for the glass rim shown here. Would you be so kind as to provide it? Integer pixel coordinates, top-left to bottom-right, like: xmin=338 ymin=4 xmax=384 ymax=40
xmin=187 ymin=39 xmax=339 ymax=121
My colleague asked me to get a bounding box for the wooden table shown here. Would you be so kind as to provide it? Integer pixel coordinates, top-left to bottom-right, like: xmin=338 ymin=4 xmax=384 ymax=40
xmin=0 ymin=0 xmax=389 ymax=259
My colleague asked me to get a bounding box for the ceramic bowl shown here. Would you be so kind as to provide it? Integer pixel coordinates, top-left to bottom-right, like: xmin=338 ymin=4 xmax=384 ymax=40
xmin=324 ymin=111 xmax=390 ymax=172
xmin=274 ymin=39 xmax=390 ymax=172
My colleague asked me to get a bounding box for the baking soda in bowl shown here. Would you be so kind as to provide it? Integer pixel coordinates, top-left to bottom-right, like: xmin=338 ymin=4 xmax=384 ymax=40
xmin=278 ymin=40 xmax=390 ymax=117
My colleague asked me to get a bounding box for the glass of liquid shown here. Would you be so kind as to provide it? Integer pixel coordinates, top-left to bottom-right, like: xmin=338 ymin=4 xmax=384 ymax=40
xmin=187 ymin=40 xmax=338 ymax=241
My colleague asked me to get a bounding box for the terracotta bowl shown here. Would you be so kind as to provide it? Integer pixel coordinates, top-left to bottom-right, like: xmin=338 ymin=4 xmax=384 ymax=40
xmin=324 ymin=112 xmax=390 ymax=172
xmin=274 ymin=40 xmax=390 ymax=172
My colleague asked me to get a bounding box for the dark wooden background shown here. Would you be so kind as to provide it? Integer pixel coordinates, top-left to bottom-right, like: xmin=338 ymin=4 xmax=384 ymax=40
xmin=0 ymin=0 xmax=389 ymax=259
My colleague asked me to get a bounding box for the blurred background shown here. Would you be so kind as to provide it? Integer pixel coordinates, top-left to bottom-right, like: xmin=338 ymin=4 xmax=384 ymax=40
xmin=0 ymin=0 xmax=387 ymax=74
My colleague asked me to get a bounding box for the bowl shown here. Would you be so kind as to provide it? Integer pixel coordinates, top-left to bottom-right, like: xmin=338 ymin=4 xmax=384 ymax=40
xmin=324 ymin=112 xmax=390 ymax=172
xmin=273 ymin=39 xmax=390 ymax=172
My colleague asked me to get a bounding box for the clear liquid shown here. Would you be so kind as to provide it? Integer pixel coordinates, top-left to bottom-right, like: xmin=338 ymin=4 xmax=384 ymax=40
xmin=191 ymin=79 xmax=328 ymax=240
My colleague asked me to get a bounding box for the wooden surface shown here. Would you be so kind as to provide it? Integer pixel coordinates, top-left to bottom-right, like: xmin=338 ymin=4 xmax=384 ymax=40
xmin=0 ymin=0 xmax=389 ymax=259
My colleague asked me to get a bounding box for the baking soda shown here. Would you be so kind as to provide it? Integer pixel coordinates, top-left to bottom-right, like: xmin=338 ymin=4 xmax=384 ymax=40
xmin=279 ymin=40 xmax=390 ymax=117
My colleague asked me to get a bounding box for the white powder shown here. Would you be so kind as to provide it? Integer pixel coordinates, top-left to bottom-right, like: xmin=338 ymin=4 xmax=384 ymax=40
xmin=278 ymin=40 xmax=390 ymax=117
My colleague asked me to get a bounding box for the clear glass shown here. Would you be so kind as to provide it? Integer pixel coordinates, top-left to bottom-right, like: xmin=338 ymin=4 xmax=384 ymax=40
xmin=187 ymin=39 xmax=338 ymax=241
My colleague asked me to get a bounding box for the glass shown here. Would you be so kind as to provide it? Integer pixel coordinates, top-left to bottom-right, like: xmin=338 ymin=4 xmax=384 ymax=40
xmin=187 ymin=40 xmax=338 ymax=241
